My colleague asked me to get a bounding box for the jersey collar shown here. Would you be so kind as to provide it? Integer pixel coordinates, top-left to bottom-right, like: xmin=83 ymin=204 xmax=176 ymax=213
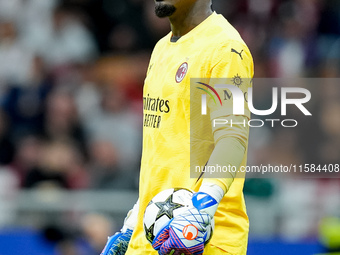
xmin=167 ymin=12 xmax=218 ymax=45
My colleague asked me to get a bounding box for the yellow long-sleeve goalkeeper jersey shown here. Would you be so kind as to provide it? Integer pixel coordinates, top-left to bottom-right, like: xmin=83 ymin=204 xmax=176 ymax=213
xmin=125 ymin=12 xmax=254 ymax=255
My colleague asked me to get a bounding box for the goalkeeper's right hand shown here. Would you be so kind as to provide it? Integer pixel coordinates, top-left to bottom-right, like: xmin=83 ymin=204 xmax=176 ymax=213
xmin=100 ymin=229 xmax=132 ymax=255
xmin=100 ymin=200 xmax=139 ymax=255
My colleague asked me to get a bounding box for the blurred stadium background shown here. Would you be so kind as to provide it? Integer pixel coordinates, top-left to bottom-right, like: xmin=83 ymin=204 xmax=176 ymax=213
xmin=0 ymin=0 xmax=339 ymax=254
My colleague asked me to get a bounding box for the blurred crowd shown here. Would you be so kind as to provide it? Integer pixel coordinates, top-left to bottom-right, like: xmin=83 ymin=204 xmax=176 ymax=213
xmin=0 ymin=0 xmax=149 ymax=192
xmin=0 ymin=0 xmax=339 ymax=254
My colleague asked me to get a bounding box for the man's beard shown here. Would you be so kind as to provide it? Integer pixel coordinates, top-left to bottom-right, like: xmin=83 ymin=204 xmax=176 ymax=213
xmin=155 ymin=3 xmax=177 ymax=18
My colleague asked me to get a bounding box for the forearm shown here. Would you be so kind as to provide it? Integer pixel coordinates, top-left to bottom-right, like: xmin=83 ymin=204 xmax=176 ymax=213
xmin=202 ymin=115 xmax=249 ymax=194
xmin=204 ymin=136 xmax=246 ymax=192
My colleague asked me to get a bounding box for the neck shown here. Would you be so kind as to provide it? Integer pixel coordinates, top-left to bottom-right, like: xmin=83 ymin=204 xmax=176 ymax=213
xmin=169 ymin=1 xmax=213 ymax=38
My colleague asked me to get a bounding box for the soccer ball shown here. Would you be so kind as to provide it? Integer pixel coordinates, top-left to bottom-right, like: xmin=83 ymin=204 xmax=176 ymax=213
xmin=143 ymin=188 xmax=214 ymax=246
xmin=143 ymin=188 xmax=193 ymax=244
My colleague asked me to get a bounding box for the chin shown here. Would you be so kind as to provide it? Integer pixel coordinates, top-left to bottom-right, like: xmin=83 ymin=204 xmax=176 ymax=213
xmin=155 ymin=2 xmax=177 ymax=18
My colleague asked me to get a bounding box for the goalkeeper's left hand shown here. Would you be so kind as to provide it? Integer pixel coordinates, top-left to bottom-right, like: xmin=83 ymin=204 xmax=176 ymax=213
xmin=152 ymin=183 xmax=224 ymax=255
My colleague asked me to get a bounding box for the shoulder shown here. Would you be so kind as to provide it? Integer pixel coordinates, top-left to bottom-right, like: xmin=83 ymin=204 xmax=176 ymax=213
xmin=208 ymin=13 xmax=249 ymax=53
xmin=147 ymin=32 xmax=172 ymax=65
xmin=195 ymin=13 xmax=252 ymax=68
xmin=205 ymin=15 xmax=254 ymax=76
xmin=152 ymin=33 xmax=171 ymax=53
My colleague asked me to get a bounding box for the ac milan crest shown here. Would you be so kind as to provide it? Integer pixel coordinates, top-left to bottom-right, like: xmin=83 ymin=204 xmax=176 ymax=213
xmin=175 ymin=62 xmax=188 ymax=83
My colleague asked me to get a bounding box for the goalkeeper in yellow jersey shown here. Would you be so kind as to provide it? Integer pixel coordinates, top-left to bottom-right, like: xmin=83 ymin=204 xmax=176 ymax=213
xmin=101 ymin=0 xmax=253 ymax=254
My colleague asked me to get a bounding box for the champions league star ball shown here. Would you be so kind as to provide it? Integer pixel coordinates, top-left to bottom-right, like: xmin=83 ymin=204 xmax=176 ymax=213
xmin=144 ymin=188 xmax=193 ymax=244
xmin=143 ymin=188 xmax=214 ymax=246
